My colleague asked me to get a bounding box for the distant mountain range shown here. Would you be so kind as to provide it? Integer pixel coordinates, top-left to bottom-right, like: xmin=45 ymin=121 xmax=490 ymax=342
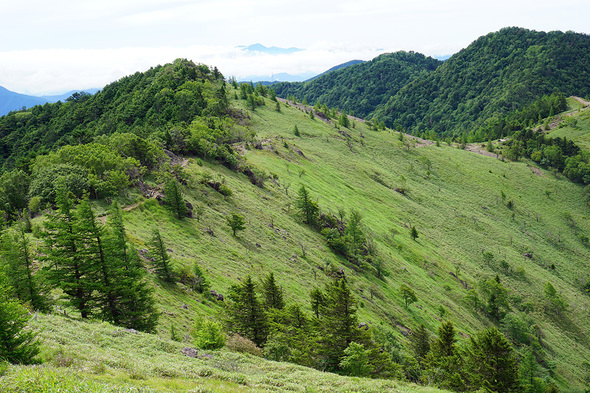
xmin=0 ymin=86 xmax=99 ymax=117
xmin=237 ymin=43 xmax=303 ymax=55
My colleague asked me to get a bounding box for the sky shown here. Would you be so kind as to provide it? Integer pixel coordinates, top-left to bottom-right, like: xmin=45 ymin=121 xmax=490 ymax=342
xmin=1 ymin=0 xmax=588 ymax=96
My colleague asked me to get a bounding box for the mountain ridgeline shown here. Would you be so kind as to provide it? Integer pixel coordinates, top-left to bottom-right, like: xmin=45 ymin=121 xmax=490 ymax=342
xmin=273 ymin=27 xmax=590 ymax=139
xmin=2 ymin=29 xmax=590 ymax=393
xmin=271 ymin=51 xmax=441 ymax=119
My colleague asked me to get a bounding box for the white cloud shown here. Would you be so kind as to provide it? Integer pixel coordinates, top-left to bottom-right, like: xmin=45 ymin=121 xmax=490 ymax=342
xmin=0 ymin=44 xmax=389 ymax=95
xmin=0 ymin=0 xmax=588 ymax=94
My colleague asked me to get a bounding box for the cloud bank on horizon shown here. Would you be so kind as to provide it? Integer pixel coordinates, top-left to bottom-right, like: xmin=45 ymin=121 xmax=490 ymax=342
xmin=1 ymin=0 xmax=588 ymax=95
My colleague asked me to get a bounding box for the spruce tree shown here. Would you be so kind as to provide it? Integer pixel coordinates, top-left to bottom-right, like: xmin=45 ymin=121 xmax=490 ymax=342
xmin=227 ymin=275 xmax=268 ymax=347
xmin=320 ymin=278 xmax=360 ymax=371
xmin=149 ymin=229 xmax=175 ymax=283
xmin=0 ymin=222 xmax=48 ymax=312
xmin=410 ymin=324 xmax=430 ymax=364
xmin=295 ymin=185 xmax=319 ymax=227
xmin=424 ymin=321 xmax=465 ymax=391
xmin=344 ymin=209 xmax=365 ymax=265
xmin=164 ymin=179 xmax=187 ymax=219
xmin=105 ymin=202 xmax=159 ymax=332
xmin=310 ymin=287 xmax=325 ymax=319
xmin=43 ymin=187 xmax=94 ymax=318
xmin=76 ymin=199 xmax=121 ymax=325
xmin=261 ymin=272 xmax=285 ymax=310
xmin=466 ymin=327 xmax=520 ymax=392
xmin=0 ymin=282 xmax=40 ymax=364
xmin=192 ymin=262 xmax=210 ymax=294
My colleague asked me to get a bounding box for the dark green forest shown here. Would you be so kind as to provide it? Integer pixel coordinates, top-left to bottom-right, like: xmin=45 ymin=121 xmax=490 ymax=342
xmin=272 ymin=27 xmax=590 ymax=139
xmin=271 ymin=51 xmax=441 ymax=119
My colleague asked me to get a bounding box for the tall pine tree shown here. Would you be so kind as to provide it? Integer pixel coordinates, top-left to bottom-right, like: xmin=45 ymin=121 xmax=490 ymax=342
xmin=227 ymin=275 xmax=268 ymax=347
xmin=149 ymin=229 xmax=175 ymax=283
xmin=43 ymin=187 xmax=94 ymax=318
xmin=261 ymin=272 xmax=285 ymax=310
xmin=0 ymin=222 xmax=48 ymax=312
xmin=164 ymin=179 xmax=187 ymax=219
xmin=466 ymin=327 xmax=520 ymax=392
xmin=105 ymin=202 xmax=158 ymax=332
xmin=319 ymin=278 xmax=360 ymax=371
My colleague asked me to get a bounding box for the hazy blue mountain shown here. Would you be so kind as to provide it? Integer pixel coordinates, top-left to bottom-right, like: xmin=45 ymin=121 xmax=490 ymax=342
xmin=0 ymin=86 xmax=99 ymax=116
xmin=239 ymin=72 xmax=317 ymax=84
xmin=238 ymin=43 xmax=303 ymax=55
xmin=0 ymin=86 xmax=47 ymax=116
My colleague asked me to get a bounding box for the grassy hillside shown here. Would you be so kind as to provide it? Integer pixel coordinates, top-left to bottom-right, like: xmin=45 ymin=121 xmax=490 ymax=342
xmin=1 ymin=313 xmax=447 ymax=393
xmin=3 ymin=67 xmax=590 ymax=391
xmin=546 ymin=97 xmax=590 ymax=149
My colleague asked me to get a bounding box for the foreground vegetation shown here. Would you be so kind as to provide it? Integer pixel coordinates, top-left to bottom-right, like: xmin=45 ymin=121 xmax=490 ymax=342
xmin=1 ymin=313 xmax=444 ymax=393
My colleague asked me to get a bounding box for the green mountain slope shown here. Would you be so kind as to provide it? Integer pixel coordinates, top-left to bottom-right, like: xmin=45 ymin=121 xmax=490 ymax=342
xmin=2 ymin=60 xmax=590 ymax=391
xmin=271 ymin=52 xmax=441 ymax=119
xmin=373 ymin=27 xmax=590 ymax=136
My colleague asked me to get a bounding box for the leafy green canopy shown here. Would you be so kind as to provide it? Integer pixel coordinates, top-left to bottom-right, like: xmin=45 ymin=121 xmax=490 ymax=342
xmin=0 ymin=59 xmax=228 ymax=172
xmin=272 ymin=51 xmax=441 ymax=119
xmin=373 ymin=28 xmax=590 ymax=136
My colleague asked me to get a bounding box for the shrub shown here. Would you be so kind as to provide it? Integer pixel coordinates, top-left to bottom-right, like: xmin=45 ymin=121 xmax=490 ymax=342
xmin=226 ymin=334 xmax=263 ymax=357
xmin=192 ymin=318 xmax=226 ymax=350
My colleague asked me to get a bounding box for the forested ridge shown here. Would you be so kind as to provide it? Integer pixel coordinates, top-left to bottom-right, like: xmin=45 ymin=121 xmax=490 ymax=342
xmin=271 ymin=51 xmax=441 ymax=119
xmin=272 ymin=27 xmax=590 ymax=139
xmin=1 ymin=40 xmax=590 ymax=392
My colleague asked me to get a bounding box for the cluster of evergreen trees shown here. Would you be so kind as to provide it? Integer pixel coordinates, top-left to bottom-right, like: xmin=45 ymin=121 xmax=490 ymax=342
xmin=221 ymin=271 xmax=536 ymax=391
xmin=224 ymin=273 xmax=398 ymax=377
xmin=294 ymin=185 xmax=381 ymax=273
xmin=500 ymin=127 xmax=590 ymax=184
xmin=407 ymin=321 xmax=529 ymax=392
xmin=0 ymin=189 xmax=159 ymax=332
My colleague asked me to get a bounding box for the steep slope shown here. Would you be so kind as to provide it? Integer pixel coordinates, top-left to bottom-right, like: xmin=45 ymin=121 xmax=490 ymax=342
xmin=2 ymin=60 xmax=590 ymax=391
xmin=94 ymin=91 xmax=590 ymax=388
xmin=373 ymin=27 xmax=590 ymax=135
xmin=271 ymin=51 xmax=441 ymax=119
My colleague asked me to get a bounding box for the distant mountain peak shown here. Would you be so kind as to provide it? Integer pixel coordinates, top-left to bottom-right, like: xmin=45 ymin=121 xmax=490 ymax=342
xmin=238 ymin=43 xmax=303 ymax=55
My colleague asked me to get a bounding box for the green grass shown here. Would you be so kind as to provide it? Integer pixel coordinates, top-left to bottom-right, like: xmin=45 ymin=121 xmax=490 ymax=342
xmin=0 ymin=314 xmax=445 ymax=393
xmin=17 ymin=91 xmax=590 ymax=390
xmin=547 ymin=104 xmax=590 ymax=149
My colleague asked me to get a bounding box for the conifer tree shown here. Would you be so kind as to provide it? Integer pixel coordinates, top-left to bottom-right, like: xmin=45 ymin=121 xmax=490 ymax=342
xmin=43 ymin=187 xmax=94 ymax=318
xmin=105 ymin=202 xmax=158 ymax=332
xmin=149 ymin=229 xmax=175 ymax=283
xmin=409 ymin=324 xmax=430 ymax=365
xmin=76 ymin=198 xmax=120 ymax=325
xmin=164 ymin=179 xmax=187 ymax=219
xmin=1 ymin=222 xmax=48 ymax=312
xmin=295 ymin=185 xmax=319 ymax=227
xmin=466 ymin=327 xmax=520 ymax=392
xmin=192 ymin=262 xmax=210 ymax=294
xmin=227 ymin=275 xmax=268 ymax=347
xmin=344 ymin=209 xmax=366 ymax=265
xmin=261 ymin=272 xmax=285 ymax=310
xmin=0 ymin=281 xmax=40 ymax=364
xmin=320 ymin=278 xmax=360 ymax=371
xmin=424 ymin=321 xmax=465 ymax=391
xmin=310 ymin=287 xmax=325 ymax=319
